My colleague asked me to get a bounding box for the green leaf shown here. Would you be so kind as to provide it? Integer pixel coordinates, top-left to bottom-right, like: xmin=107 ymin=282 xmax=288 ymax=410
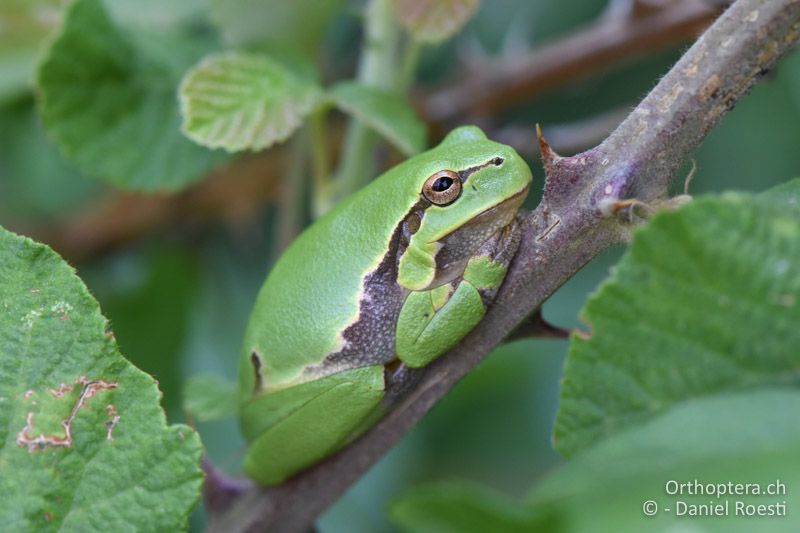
xmin=102 ymin=0 xmax=209 ymax=30
xmin=391 ymin=482 xmax=555 ymax=533
xmin=393 ymin=0 xmax=479 ymax=44
xmin=184 ymin=374 xmax=238 ymax=422
xmin=179 ymin=51 xmax=324 ymax=152
xmin=554 ymin=181 xmax=800 ymax=457
xmin=329 ymin=81 xmax=426 ymax=156
xmin=36 ymin=0 xmax=225 ymax=191
xmin=0 ymin=227 xmax=203 ymax=530
xmin=209 ymin=0 xmax=345 ymax=52
xmin=532 ymin=390 xmax=800 ymax=532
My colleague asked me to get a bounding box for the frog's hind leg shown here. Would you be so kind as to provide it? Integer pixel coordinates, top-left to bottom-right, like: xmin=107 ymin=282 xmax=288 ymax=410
xmin=240 ymin=364 xmax=385 ymax=485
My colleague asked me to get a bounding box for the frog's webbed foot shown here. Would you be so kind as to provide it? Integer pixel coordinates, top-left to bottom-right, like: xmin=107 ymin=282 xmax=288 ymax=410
xmin=395 ymin=223 xmax=521 ymax=368
xmin=395 ymin=279 xmax=485 ymax=368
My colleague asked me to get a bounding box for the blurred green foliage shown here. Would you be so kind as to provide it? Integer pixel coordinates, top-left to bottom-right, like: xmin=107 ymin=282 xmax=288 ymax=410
xmin=1 ymin=0 xmax=799 ymax=531
xmin=37 ymin=0 xmax=226 ymax=190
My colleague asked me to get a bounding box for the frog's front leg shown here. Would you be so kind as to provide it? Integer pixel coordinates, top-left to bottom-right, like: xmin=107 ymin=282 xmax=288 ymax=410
xmin=395 ymin=218 xmax=522 ymax=368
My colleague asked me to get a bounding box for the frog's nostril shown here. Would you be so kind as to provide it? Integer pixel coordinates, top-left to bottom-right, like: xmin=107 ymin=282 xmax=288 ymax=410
xmin=492 ymin=157 xmax=504 ymax=166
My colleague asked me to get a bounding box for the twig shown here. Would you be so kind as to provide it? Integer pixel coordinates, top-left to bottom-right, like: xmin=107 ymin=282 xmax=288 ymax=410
xmin=422 ymin=0 xmax=723 ymax=125
xmin=206 ymin=1 xmax=800 ymax=531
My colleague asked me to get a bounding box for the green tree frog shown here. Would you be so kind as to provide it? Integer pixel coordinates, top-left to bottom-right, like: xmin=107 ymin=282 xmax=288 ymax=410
xmin=239 ymin=126 xmax=532 ymax=484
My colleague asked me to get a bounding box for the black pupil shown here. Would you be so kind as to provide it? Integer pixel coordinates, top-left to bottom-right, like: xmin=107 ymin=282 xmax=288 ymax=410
xmin=432 ymin=176 xmax=453 ymax=192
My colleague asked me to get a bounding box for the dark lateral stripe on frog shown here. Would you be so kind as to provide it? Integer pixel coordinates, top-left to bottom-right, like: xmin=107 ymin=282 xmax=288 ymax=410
xmin=301 ymin=199 xmax=428 ymax=378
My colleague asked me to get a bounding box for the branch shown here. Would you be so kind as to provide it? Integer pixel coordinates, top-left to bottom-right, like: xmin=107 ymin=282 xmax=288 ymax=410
xmin=206 ymin=0 xmax=800 ymax=531
xmin=422 ymin=0 xmax=724 ymax=124
xmin=422 ymin=0 xmax=720 ymax=125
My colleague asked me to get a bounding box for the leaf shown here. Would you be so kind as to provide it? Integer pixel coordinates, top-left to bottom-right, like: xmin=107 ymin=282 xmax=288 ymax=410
xmin=554 ymin=181 xmax=800 ymax=457
xmin=329 ymin=81 xmax=426 ymax=156
xmin=0 ymin=226 xmax=203 ymax=530
xmin=183 ymin=375 xmax=238 ymax=422
xmin=36 ymin=0 xmax=225 ymax=191
xmin=209 ymin=0 xmax=345 ymax=52
xmin=102 ymin=0 xmax=209 ymax=29
xmin=394 ymin=0 xmax=479 ymax=44
xmin=532 ymin=390 xmax=800 ymax=532
xmin=391 ymin=482 xmax=555 ymax=533
xmin=179 ymin=51 xmax=324 ymax=152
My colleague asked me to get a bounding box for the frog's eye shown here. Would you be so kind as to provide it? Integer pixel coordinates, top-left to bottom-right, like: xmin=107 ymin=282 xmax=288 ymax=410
xmin=422 ymin=170 xmax=461 ymax=206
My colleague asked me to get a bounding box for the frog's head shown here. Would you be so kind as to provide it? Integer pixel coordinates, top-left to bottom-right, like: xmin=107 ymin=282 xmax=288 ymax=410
xmin=398 ymin=126 xmax=532 ymax=290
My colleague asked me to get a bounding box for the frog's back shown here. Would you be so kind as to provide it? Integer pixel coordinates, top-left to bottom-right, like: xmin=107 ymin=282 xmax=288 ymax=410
xmin=239 ymin=128 xmax=518 ymax=392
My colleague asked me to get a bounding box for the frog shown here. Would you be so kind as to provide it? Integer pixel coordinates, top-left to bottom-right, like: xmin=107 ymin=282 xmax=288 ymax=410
xmin=238 ymin=126 xmax=532 ymax=485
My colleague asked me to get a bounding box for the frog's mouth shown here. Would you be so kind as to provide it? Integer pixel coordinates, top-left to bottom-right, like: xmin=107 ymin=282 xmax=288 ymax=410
xmin=467 ymin=185 xmax=529 ymax=227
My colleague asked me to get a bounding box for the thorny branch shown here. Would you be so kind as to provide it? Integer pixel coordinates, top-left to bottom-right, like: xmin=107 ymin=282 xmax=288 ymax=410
xmin=422 ymin=0 xmax=723 ymax=125
xmin=205 ymin=0 xmax=800 ymax=531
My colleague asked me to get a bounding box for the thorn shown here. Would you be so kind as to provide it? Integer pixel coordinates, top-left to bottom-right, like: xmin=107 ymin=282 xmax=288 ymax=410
xmin=536 ymin=123 xmax=562 ymax=174
xmin=508 ymin=309 xmax=571 ymax=341
xmin=572 ymin=327 xmax=592 ymax=341
xmin=684 ymin=159 xmax=697 ymax=195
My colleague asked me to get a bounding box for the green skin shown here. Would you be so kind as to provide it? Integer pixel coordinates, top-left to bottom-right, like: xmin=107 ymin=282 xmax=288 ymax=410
xmin=239 ymin=126 xmax=532 ymax=485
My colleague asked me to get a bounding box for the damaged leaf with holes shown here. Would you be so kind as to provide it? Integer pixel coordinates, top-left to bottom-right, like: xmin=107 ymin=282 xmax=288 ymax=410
xmin=0 ymin=226 xmax=203 ymax=531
